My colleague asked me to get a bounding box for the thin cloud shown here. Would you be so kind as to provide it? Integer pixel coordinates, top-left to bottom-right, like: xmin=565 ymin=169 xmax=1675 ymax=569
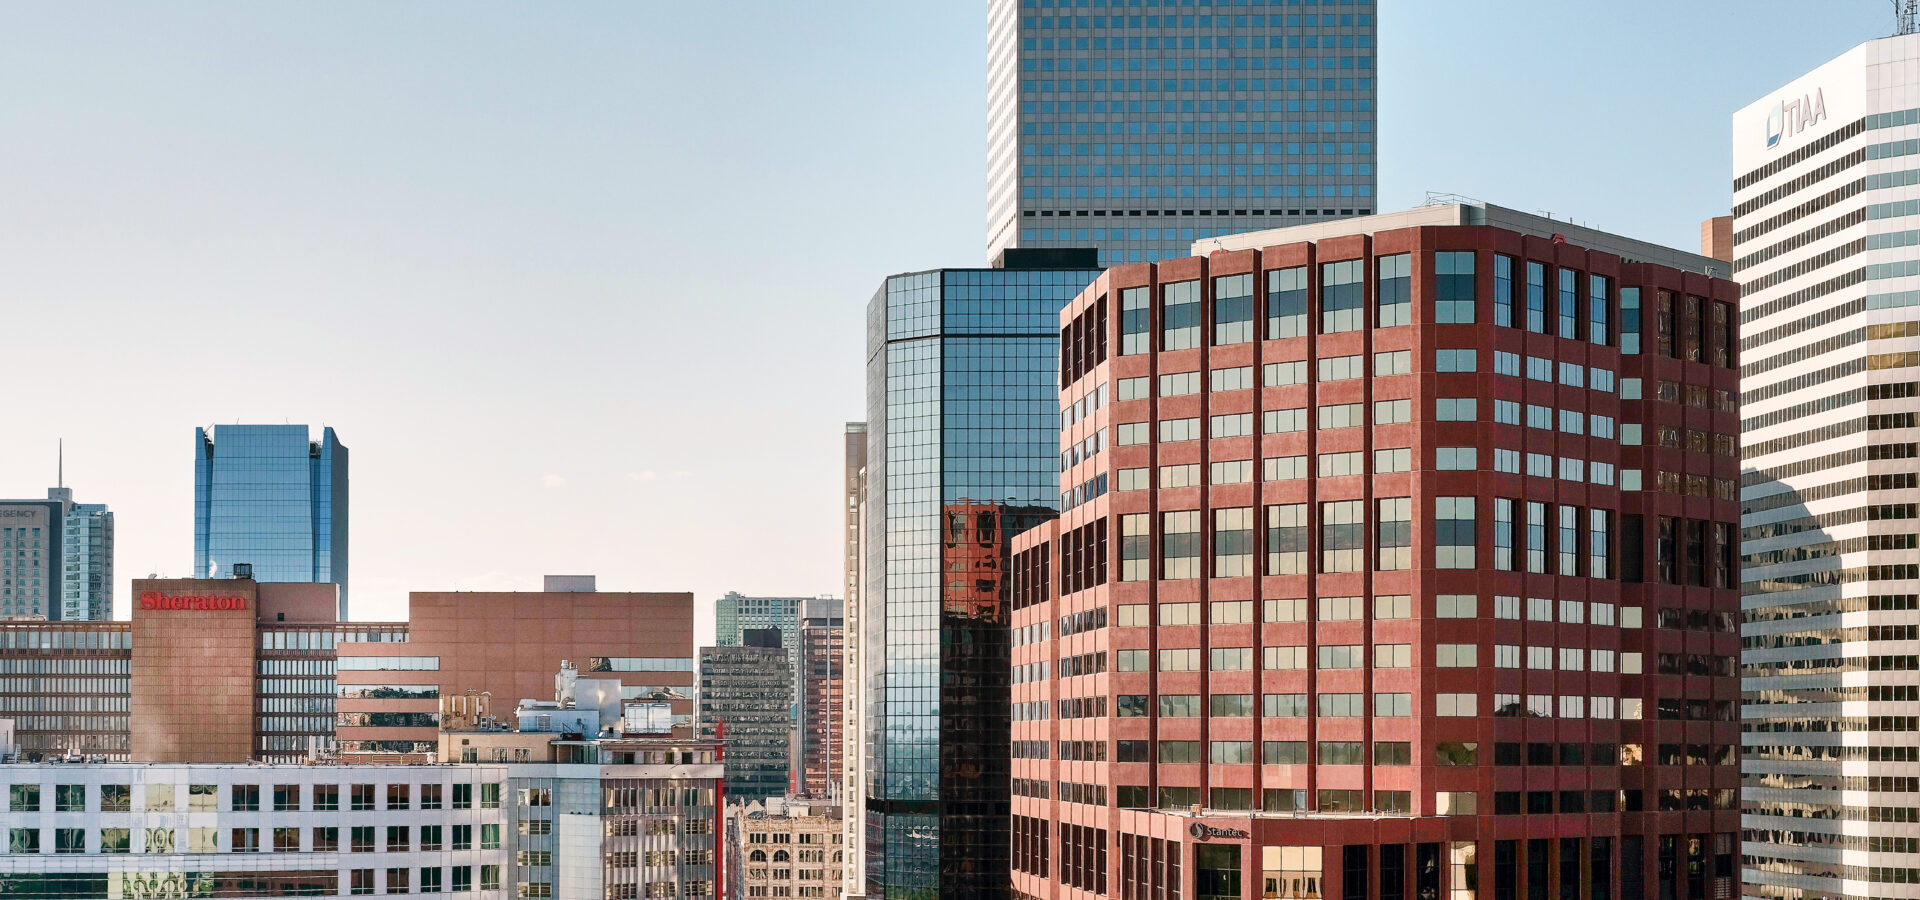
xmin=539 ymin=474 xmax=567 ymax=489
xmin=627 ymin=470 xmax=658 ymax=482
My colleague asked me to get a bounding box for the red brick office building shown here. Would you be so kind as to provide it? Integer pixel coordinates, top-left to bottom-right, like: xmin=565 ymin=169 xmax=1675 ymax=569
xmin=1008 ymin=205 xmax=1741 ymax=900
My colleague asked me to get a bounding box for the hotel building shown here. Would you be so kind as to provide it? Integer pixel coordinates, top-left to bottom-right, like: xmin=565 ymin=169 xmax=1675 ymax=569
xmin=0 ymin=486 xmax=113 ymax=622
xmin=1733 ymin=32 xmax=1920 ymax=899
xmin=1010 ymin=203 xmax=1741 ymax=899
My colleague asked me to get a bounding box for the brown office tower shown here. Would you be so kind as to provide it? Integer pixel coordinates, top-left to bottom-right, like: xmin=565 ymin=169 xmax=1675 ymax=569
xmin=1008 ymin=204 xmax=1742 ymax=900
xmin=130 ymin=577 xmax=338 ymax=762
xmin=797 ymin=597 xmax=844 ymax=799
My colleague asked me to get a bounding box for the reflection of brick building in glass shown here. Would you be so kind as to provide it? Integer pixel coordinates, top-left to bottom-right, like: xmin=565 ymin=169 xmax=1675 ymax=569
xmin=1010 ymin=205 xmax=1742 ymax=900
xmin=797 ymin=598 xmax=843 ymax=800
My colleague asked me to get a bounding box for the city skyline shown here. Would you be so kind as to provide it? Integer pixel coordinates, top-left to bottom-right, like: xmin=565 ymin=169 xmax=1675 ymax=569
xmin=0 ymin=3 xmax=1894 ymax=649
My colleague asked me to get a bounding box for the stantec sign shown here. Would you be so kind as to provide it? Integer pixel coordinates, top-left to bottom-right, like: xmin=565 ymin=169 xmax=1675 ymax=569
xmin=139 ymin=592 xmax=248 ymax=611
xmin=1189 ymin=823 xmax=1249 ymax=841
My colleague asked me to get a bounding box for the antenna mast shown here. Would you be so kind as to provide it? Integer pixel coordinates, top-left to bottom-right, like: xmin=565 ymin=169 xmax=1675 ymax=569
xmin=1898 ymin=0 xmax=1918 ymax=35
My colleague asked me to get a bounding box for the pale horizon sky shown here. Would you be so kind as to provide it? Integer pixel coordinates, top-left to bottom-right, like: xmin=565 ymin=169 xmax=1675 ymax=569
xmin=0 ymin=1 xmax=1890 ymax=648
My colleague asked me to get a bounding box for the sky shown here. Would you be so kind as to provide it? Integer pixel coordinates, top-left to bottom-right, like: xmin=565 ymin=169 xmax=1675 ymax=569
xmin=0 ymin=1 xmax=1893 ymax=647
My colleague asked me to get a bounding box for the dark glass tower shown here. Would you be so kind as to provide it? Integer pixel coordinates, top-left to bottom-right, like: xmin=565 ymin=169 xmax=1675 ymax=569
xmin=193 ymin=425 xmax=349 ymax=618
xmin=862 ymin=259 xmax=1098 ymax=898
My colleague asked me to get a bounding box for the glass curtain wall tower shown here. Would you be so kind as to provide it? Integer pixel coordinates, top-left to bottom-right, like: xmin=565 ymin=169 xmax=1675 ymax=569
xmin=193 ymin=425 xmax=349 ymax=618
xmin=987 ymin=0 xmax=1379 ymax=267
xmin=862 ymin=260 xmax=1099 ymax=898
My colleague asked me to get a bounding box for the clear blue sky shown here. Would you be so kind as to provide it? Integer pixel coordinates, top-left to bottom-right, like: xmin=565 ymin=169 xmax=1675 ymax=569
xmin=0 ymin=1 xmax=1890 ymax=645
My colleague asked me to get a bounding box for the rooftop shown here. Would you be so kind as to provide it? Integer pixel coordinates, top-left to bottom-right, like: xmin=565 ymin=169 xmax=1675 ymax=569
xmin=1192 ymin=201 xmax=1727 ymax=278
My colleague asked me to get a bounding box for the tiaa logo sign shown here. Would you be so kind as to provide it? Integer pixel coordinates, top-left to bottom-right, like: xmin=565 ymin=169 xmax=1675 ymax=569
xmin=1765 ymin=88 xmax=1827 ymax=150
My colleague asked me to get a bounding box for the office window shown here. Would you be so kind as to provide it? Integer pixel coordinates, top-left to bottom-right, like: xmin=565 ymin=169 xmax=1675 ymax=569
xmin=1266 ymin=504 xmax=1308 ymax=575
xmin=1589 ymin=274 xmax=1610 ymax=345
xmin=1436 ymin=594 xmax=1476 ymax=618
xmin=387 ymin=784 xmax=410 ymax=811
xmin=351 ymin=870 xmax=375 ymax=896
xmin=1319 ymin=645 xmax=1363 ymax=670
xmin=1436 ymin=497 xmax=1475 ymax=569
xmin=1436 ymin=349 xmax=1476 ymax=372
xmin=1265 ymin=359 xmax=1307 ymax=386
xmin=1590 ymin=510 xmax=1611 ymax=578
xmin=1211 ymin=459 xmax=1252 ymax=485
xmin=1375 ymin=447 xmax=1412 ymax=473
xmin=1210 ymin=413 xmax=1254 ymax=439
xmin=1558 ymin=268 xmax=1580 ymax=338
xmin=1436 ymin=693 xmax=1477 ymax=717
xmin=1213 ymin=508 xmax=1254 ymax=577
xmin=1159 ymin=417 xmax=1200 ymax=443
xmin=1377 ymin=497 xmax=1412 ymax=571
xmin=448 ymin=784 xmax=468 ymax=810
xmin=1210 ymin=647 xmax=1253 ymax=671
xmin=273 ymin=784 xmax=300 ymax=812
xmin=1265 ymin=693 xmax=1310 ymax=717
xmin=1264 ymin=455 xmax=1307 ymax=481
xmin=1160 ymin=370 xmax=1201 ymax=396
xmin=1525 ymin=261 xmax=1546 ymax=333
xmin=1264 ymin=741 xmax=1309 ymax=764
xmin=1494 ymin=595 xmax=1521 ymax=620
xmin=1267 ymin=266 xmax=1309 ymax=339
xmin=1318 ymin=596 xmax=1364 ymax=621
xmin=1263 ymin=408 xmax=1307 ymax=434
xmin=1322 ymin=259 xmax=1365 ymax=333
xmin=1117 ymin=376 xmax=1149 ymax=401
xmin=1559 ymin=506 xmax=1579 ymax=576
xmin=1437 ymin=644 xmax=1477 ymax=667
xmin=1619 ymin=287 xmax=1641 ymax=354
xmin=1320 ymin=500 xmax=1365 ymax=572
xmin=1377 ymin=253 xmax=1411 ymax=327
xmin=1163 ymin=280 xmax=1200 ymax=350
xmin=1436 ymin=398 xmax=1476 ymax=421
xmin=351 ymin=784 xmax=375 ymax=811
xmin=1374 ymin=644 xmax=1411 ymax=668
xmin=1121 ymin=513 xmax=1150 ymax=582
xmin=1527 ymin=453 xmax=1552 ymax=478
xmin=1264 ymin=646 xmax=1308 ymax=670
xmin=1373 ymin=349 xmax=1412 ymax=376
xmin=1319 ymin=451 xmax=1364 ymax=478
xmin=1211 ymin=600 xmax=1254 ymax=625
xmin=1160 ymin=463 xmax=1201 ymax=489
xmin=1214 ymin=273 xmax=1255 ymax=345
xmin=1159 ymin=648 xmax=1201 ymax=672
xmin=1494 ymin=645 xmax=1520 ymax=668
xmin=1437 ymin=447 xmax=1476 ymax=470
xmin=1493 ymin=254 xmax=1514 ymax=327
xmin=1159 ymin=603 xmax=1200 ymax=626
xmin=1121 ymin=286 xmax=1151 ymax=355
xmin=1210 ymin=365 xmax=1254 ymax=392
xmin=1319 ymin=354 xmax=1365 ymax=382
xmin=1162 ymin=510 xmax=1201 ymax=580
xmin=1117 ymin=467 xmax=1149 ymax=491
xmin=1435 ymin=251 xmax=1475 ymax=322
xmin=1374 ymin=594 xmax=1411 ymax=619
xmin=1318 ymin=693 xmax=1365 ymax=717
xmin=101 ymin=828 xmax=130 ymax=854
xmin=1264 ymin=597 xmax=1308 ymax=623
xmin=1318 ymin=403 xmax=1363 ymax=429
xmin=1374 ymin=398 xmax=1412 ymax=425
xmin=1493 ymin=448 xmax=1519 ymax=474
xmin=1525 ymin=502 xmax=1547 ymax=573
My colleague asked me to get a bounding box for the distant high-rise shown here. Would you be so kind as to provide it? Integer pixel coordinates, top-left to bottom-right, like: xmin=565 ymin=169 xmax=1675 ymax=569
xmin=987 ymin=0 xmax=1379 ymax=266
xmin=841 ymin=422 xmax=869 ymax=900
xmin=1734 ymin=32 xmax=1920 ymax=898
xmin=796 ymin=597 xmax=843 ymax=799
xmin=193 ymin=425 xmax=348 ymax=618
xmin=862 ymin=256 xmax=1097 ymax=898
xmin=0 ymin=485 xmax=113 ymax=622
xmin=699 ymin=632 xmax=793 ymax=805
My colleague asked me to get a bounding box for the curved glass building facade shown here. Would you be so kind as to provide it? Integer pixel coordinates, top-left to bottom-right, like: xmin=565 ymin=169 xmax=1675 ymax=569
xmin=862 ymin=262 xmax=1099 ymax=898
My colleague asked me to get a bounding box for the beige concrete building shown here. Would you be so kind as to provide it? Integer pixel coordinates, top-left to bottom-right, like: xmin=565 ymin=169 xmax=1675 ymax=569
xmin=728 ymin=798 xmax=843 ymax=899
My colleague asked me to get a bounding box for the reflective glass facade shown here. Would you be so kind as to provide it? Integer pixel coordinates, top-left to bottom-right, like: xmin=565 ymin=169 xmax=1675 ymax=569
xmin=193 ymin=426 xmax=349 ymax=618
xmin=987 ymin=0 xmax=1379 ymax=266
xmin=863 ymin=266 xmax=1097 ymax=898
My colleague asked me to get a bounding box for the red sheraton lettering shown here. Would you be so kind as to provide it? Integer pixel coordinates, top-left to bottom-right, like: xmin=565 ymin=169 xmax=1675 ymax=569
xmin=138 ymin=592 xmax=247 ymax=611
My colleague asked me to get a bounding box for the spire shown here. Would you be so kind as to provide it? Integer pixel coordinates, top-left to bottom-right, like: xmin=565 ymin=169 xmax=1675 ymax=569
xmin=57 ymin=439 xmax=63 ymax=489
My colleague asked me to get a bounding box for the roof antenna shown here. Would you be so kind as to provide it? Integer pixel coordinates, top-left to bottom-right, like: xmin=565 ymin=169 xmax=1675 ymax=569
xmin=1898 ymin=0 xmax=1918 ymax=35
xmin=57 ymin=439 xmax=63 ymax=489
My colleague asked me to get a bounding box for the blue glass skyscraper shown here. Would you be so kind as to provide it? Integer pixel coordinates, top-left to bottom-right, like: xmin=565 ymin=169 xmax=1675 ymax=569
xmin=193 ymin=425 xmax=349 ymax=617
xmin=862 ymin=255 xmax=1098 ymax=898
xmin=987 ymin=0 xmax=1379 ymax=266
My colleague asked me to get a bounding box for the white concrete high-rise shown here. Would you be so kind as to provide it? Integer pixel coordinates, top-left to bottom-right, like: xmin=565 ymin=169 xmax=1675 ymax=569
xmin=1734 ymin=32 xmax=1920 ymax=900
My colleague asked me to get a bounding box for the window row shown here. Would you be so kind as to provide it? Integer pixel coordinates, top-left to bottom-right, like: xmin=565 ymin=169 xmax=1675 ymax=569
xmin=3 ymin=782 xmax=499 ymax=813
xmin=1116 ymin=498 xmax=1474 ymax=579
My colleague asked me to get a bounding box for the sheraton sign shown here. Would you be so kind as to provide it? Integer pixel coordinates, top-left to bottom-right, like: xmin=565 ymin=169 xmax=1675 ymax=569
xmin=139 ymin=592 xmax=248 ymax=611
